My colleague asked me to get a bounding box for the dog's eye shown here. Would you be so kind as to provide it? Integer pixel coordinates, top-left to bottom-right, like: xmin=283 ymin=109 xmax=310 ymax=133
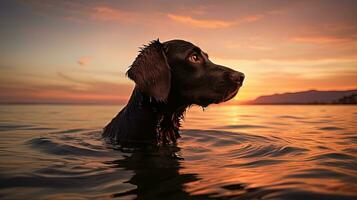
xmin=188 ymin=54 xmax=201 ymax=63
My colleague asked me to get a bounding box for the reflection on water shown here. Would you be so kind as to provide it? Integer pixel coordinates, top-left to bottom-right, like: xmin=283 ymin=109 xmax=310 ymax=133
xmin=0 ymin=105 xmax=356 ymax=199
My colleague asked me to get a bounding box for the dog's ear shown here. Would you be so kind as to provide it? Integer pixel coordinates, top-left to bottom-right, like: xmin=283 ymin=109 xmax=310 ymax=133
xmin=127 ymin=39 xmax=171 ymax=101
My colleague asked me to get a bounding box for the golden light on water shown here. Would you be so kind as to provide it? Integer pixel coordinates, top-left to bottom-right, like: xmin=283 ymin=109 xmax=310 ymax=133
xmin=0 ymin=103 xmax=356 ymax=198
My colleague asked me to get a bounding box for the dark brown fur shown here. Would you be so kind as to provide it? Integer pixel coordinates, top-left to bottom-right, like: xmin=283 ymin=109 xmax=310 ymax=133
xmin=103 ymin=39 xmax=244 ymax=146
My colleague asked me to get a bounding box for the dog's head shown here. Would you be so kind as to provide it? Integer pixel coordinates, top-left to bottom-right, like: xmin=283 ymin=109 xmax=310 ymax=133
xmin=127 ymin=39 xmax=245 ymax=107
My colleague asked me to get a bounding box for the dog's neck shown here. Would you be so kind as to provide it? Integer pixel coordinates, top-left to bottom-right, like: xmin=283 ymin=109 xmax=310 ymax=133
xmin=102 ymin=87 xmax=189 ymax=145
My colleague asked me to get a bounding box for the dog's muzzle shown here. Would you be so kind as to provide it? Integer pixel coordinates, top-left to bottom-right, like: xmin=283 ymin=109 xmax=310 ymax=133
xmin=229 ymin=71 xmax=245 ymax=86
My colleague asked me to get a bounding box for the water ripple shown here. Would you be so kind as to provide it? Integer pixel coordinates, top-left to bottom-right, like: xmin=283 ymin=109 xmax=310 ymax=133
xmin=26 ymin=137 xmax=107 ymax=157
xmin=319 ymin=126 xmax=345 ymax=131
xmin=1 ymin=105 xmax=356 ymax=199
xmin=309 ymin=152 xmax=355 ymax=160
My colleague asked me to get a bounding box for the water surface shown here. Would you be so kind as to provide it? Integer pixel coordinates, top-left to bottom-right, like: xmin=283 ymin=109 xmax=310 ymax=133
xmin=0 ymin=105 xmax=356 ymax=199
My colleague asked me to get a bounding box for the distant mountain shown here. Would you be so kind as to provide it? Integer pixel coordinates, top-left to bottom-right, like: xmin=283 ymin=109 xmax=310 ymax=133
xmin=249 ymin=89 xmax=357 ymax=104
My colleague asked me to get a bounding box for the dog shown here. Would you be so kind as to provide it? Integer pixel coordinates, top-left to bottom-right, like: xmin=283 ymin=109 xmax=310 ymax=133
xmin=103 ymin=39 xmax=245 ymax=145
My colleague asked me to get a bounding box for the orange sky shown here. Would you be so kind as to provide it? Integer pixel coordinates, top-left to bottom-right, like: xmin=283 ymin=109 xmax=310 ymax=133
xmin=0 ymin=0 xmax=356 ymax=104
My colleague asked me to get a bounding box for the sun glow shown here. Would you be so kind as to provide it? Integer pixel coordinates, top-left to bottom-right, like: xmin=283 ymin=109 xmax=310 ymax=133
xmin=0 ymin=1 xmax=356 ymax=104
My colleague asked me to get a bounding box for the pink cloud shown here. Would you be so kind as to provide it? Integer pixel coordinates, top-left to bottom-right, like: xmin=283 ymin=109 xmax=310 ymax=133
xmin=167 ymin=14 xmax=233 ymax=28
xmin=77 ymin=56 xmax=92 ymax=66
xmin=91 ymin=6 xmax=133 ymax=22
xmin=167 ymin=14 xmax=263 ymax=29
xmin=0 ymin=73 xmax=134 ymax=104
xmin=242 ymin=15 xmax=264 ymax=22
xmin=292 ymin=36 xmax=351 ymax=44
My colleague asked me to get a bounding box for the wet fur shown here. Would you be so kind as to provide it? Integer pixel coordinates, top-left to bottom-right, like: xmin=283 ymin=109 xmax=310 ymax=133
xmin=103 ymin=39 xmax=244 ymax=146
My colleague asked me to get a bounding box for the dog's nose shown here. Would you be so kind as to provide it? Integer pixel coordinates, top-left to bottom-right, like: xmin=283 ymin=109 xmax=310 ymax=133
xmin=230 ymin=72 xmax=245 ymax=85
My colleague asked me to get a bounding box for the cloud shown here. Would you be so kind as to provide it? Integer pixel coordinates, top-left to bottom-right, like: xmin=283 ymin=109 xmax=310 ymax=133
xmin=167 ymin=14 xmax=263 ymax=29
xmin=77 ymin=56 xmax=92 ymax=66
xmin=22 ymin=1 xmax=136 ymax=23
xmin=167 ymin=14 xmax=233 ymax=29
xmin=62 ymin=16 xmax=85 ymax=23
xmin=213 ymin=57 xmax=357 ymax=70
xmin=0 ymin=83 xmax=132 ymax=104
xmin=57 ymin=72 xmax=88 ymax=85
xmin=24 ymin=1 xmax=264 ymax=28
xmin=257 ymin=69 xmax=357 ymax=91
xmin=242 ymin=15 xmax=264 ymax=22
xmin=0 ymin=71 xmax=134 ymax=104
xmin=292 ymin=36 xmax=351 ymax=44
xmin=91 ymin=6 xmax=133 ymax=22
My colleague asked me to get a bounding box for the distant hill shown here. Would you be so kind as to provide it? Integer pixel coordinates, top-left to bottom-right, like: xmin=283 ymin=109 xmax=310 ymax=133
xmin=249 ymin=89 xmax=357 ymax=104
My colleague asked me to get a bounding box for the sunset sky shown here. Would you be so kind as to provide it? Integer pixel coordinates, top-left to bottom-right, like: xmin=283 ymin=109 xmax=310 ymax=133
xmin=1 ymin=0 xmax=356 ymax=104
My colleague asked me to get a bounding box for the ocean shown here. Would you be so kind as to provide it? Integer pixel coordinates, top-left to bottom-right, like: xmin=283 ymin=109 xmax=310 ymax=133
xmin=0 ymin=105 xmax=356 ymax=199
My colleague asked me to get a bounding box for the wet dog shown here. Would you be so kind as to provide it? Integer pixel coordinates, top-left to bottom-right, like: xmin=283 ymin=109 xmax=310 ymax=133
xmin=103 ymin=39 xmax=244 ymax=145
